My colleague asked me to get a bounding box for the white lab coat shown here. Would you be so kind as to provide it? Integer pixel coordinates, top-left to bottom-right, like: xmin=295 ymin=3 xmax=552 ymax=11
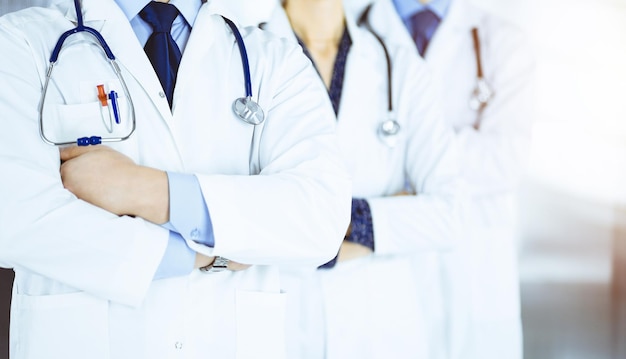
xmin=0 ymin=0 xmax=352 ymax=358
xmin=348 ymin=0 xmax=535 ymax=358
xmin=261 ymin=3 xmax=460 ymax=359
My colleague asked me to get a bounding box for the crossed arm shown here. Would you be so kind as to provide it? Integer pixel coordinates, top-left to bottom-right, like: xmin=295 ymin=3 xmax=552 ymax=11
xmin=59 ymin=145 xmax=249 ymax=271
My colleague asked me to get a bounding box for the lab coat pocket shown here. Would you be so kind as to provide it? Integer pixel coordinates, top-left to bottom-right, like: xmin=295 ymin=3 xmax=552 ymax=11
xmin=12 ymin=291 xmax=109 ymax=359
xmin=235 ymin=290 xmax=287 ymax=359
xmin=41 ymin=96 xmax=132 ymax=145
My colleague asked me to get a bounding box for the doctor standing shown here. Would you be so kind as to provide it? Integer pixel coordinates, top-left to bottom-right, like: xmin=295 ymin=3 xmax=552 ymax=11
xmin=253 ymin=0 xmax=461 ymax=358
xmin=351 ymin=0 xmax=535 ymax=358
xmin=0 ymin=0 xmax=352 ymax=358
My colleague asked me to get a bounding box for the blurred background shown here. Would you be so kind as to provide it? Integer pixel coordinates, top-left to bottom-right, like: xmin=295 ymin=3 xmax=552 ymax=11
xmin=489 ymin=0 xmax=626 ymax=358
xmin=0 ymin=0 xmax=624 ymax=358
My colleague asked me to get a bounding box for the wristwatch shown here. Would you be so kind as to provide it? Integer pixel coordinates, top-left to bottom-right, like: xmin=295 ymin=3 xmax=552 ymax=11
xmin=199 ymin=256 xmax=230 ymax=273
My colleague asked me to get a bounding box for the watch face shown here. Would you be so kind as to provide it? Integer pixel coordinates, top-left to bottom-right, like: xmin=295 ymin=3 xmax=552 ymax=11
xmin=212 ymin=257 xmax=229 ymax=271
xmin=214 ymin=257 xmax=229 ymax=268
xmin=199 ymin=257 xmax=229 ymax=273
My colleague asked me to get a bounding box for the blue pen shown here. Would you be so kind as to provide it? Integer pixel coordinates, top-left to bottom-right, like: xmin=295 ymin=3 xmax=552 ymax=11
xmin=108 ymin=90 xmax=120 ymax=124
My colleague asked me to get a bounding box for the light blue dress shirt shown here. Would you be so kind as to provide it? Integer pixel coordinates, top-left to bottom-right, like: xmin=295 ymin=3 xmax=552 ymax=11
xmin=114 ymin=0 xmax=214 ymax=279
xmin=115 ymin=0 xmax=202 ymax=53
xmin=392 ymin=0 xmax=452 ymax=34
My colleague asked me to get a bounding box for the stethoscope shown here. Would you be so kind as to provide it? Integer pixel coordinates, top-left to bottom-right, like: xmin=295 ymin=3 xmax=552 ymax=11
xmin=39 ymin=0 xmax=264 ymax=147
xmin=357 ymin=5 xmax=494 ymax=137
xmin=357 ymin=4 xmax=401 ymax=148
xmin=469 ymin=27 xmax=493 ymax=113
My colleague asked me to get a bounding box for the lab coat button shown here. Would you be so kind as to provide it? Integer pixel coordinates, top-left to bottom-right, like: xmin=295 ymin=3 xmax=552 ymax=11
xmin=190 ymin=228 xmax=201 ymax=240
xmin=175 ymin=342 xmax=183 ymax=350
xmin=159 ymin=91 xmax=166 ymax=98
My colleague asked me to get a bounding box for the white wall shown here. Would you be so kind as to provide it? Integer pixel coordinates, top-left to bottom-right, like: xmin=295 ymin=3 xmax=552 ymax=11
xmin=0 ymin=0 xmax=50 ymax=14
xmin=472 ymin=1 xmax=626 ymax=358
xmin=472 ymin=0 xmax=626 ymax=204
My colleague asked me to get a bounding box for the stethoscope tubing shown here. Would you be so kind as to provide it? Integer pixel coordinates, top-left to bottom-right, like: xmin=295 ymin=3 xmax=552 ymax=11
xmin=357 ymin=4 xmax=401 ymax=146
xmin=357 ymin=4 xmax=495 ymax=144
xmin=469 ymin=26 xmax=493 ymax=116
xmin=39 ymin=57 xmax=137 ymax=146
xmin=40 ymin=0 xmax=262 ymax=146
xmin=40 ymin=0 xmax=136 ymax=146
xmin=471 ymin=27 xmax=484 ymax=80
xmin=222 ymin=17 xmax=253 ymax=98
xmin=50 ymin=0 xmax=115 ymax=62
xmin=357 ymin=4 xmax=393 ymax=114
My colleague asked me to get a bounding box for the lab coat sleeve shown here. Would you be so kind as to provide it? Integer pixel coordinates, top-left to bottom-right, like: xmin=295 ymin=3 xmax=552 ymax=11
xmin=190 ymin=39 xmax=352 ymax=267
xmin=454 ymin=21 xmax=535 ymax=196
xmin=367 ymin=48 xmax=462 ymax=255
xmin=0 ymin=16 xmax=168 ymax=307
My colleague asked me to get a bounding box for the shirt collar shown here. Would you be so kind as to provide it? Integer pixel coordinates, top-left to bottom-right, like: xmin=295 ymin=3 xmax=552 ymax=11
xmin=392 ymin=0 xmax=452 ymax=21
xmin=114 ymin=0 xmax=203 ymax=27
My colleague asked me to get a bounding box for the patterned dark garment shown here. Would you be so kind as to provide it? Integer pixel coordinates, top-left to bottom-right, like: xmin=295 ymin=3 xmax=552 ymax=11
xmin=296 ymin=27 xmax=352 ymax=116
xmin=319 ymin=198 xmax=375 ymax=269
xmin=296 ymin=28 xmax=375 ymax=270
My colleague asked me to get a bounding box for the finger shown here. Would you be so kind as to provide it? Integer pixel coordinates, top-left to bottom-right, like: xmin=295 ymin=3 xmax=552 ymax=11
xmin=59 ymin=146 xmax=92 ymax=162
xmin=59 ymin=145 xmax=110 ymax=162
xmin=392 ymin=191 xmax=413 ymax=196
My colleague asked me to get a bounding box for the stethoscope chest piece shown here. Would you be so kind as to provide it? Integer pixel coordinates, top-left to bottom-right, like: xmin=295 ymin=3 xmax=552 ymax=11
xmin=377 ymin=114 xmax=401 ymax=148
xmin=233 ymin=96 xmax=265 ymax=125
xmin=469 ymin=77 xmax=493 ymax=112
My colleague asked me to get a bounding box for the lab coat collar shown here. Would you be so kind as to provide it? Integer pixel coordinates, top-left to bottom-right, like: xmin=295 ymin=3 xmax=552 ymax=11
xmin=343 ymin=4 xmax=372 ymax=55
xmin=392 ymin=0 xmax=452 ymax=22
xmin=351 ymin=0 xmax=413 ymax=50
xmin=52 ymin=0 xmax=211 ymax=26
xmin=425 ymin=0 xmax=480 ymax=62
xmin=263 ymin=2 xmax=296 ymax=42
xmin=115 ymin=0 xmax=203 ymax=29
xmin=51 ymin=0 xmax=126 ymax=23
xmin=439 ymin=0 xmax=480 ymax=31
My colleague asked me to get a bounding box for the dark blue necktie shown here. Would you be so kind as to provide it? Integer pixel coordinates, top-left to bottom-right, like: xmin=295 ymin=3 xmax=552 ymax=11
xmin=139 ymin=2 xmax=182 ymax=108
xmin=410 ymin=8 xmax=441 ymax=57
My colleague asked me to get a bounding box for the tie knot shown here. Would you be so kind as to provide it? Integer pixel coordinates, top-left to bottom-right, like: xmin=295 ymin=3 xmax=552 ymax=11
xmin=139 ymin=2 xmax=179 ymax=33
xmin=410 ymin=8 xmax=441 ymax=56
xmin=410 ymin=8 xmax=441 ymax=39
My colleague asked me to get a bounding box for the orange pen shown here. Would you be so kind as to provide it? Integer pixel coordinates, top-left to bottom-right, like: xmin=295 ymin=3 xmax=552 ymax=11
xmin=97 ymin=84 xmax=108 ymax=107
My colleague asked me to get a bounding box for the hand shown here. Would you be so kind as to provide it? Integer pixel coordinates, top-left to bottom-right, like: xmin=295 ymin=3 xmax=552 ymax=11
xmin=194 ymin=253 xmax=252 ymax=272
xmin=60 ymin=146 xmax=169 ymax=224
xmin=228 ymin=261 xmax=252 ymax=271
xmin=393 ymin=190 xmax=414 ymax=196
xmin=337 ymin=240 xmax=373 ymax=263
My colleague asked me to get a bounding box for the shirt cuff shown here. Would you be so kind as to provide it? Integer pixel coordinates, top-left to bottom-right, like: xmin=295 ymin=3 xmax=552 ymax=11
xmin=167 ymin=172 xmax=215 ymax=247
xmin=154 ymin=231 xmax=196 ymax=280
xmin=318 ymin=198 xmax=375 ymax=270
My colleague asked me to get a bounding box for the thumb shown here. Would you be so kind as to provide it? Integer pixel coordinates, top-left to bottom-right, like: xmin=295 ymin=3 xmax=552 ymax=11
xmin=59 ymin=145 xmax=100 ymax=162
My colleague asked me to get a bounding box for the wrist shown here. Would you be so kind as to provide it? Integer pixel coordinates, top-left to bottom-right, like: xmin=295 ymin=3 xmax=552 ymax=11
xmin=194 ymin=253 xmax=216 ymax=269
xmin=128 ymin=166 xmax=169 ymax=224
